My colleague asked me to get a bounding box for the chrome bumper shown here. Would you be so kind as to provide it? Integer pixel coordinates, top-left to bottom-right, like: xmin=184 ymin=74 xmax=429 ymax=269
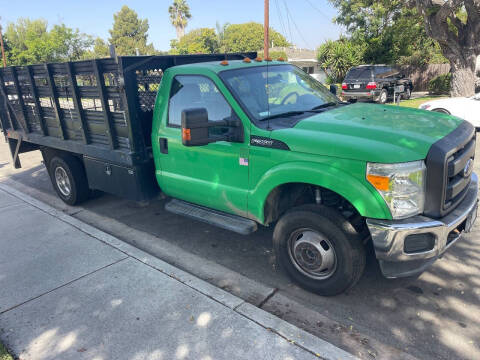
xmin=342 ymin=90 xmax=380 ymax=101
xmin=366 ymin=172 xmax=478 ymax=278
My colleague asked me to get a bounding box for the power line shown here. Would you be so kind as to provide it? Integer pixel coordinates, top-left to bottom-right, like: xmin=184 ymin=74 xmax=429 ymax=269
xmin=282 ymin=0 xmax=293 ymax=46
xmin=303 ymin=0 xmax=332 ymax=21
xmin=274 ymin=0 xmax=288 ymax=43
xmin=283 ymin=0 xmax=311 ymax=49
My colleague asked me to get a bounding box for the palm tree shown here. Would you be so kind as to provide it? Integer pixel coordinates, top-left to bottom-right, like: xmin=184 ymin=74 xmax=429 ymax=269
xmin=169 ymin=0 xmax=192 ymax=40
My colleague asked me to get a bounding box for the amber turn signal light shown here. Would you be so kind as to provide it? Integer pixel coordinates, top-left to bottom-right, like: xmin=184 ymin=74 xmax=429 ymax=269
xmin=182 ymin=128 xmax=191 ymax=142
xmin=366 ymin=174 xmax=390 ymax=191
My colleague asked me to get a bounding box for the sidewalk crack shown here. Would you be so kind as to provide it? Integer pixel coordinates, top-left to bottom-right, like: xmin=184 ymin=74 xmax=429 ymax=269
xmin=0 ymin=257 xmax=129 ymax=315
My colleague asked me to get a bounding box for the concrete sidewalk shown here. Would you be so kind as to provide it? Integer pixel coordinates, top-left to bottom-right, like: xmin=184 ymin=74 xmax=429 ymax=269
xmin=0 ymin=184 xmax=356 ymax=360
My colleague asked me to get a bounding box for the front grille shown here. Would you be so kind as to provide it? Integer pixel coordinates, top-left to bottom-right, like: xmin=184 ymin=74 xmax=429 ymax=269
xmin=444 ymin=137 xmax=475 ymax=210
xmin=424 ymin=121 xmax=476 ymax=218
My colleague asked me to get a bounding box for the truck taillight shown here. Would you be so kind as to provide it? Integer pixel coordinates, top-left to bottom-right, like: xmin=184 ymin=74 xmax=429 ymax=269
xmin=342 ymin=83 xmax=347 ymax=90
xmin=366 ymin=82 xmax=377 ymax=90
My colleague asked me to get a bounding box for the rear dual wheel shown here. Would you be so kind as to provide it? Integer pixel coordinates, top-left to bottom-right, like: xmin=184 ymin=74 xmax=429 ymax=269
xmin=273 ymin=205 xmax=366 ymax=296
xmin=48 ymin=155 xmax=89 ymax=205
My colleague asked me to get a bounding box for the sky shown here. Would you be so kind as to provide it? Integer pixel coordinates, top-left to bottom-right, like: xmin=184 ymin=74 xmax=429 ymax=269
xmin=1 ymin=0 xmax=345 ymax=51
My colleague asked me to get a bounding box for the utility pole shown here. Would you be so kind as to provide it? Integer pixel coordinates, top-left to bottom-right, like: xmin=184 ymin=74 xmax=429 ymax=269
xmin=0 ymin=24 xmax=6 ymax=68
xmin=264 ymin=0 xmax=269 ymax=59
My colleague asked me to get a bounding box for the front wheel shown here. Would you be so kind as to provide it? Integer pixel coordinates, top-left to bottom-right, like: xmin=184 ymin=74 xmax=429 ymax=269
xmin=273 ymin=205 xmax=366 ymax=296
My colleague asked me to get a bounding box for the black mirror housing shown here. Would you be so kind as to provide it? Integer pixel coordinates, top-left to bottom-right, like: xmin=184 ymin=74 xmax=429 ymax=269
xmin=329 ymin=84 xmax=337 ymax=96
xmin=181 ymin=108 xmax=210 ymax=146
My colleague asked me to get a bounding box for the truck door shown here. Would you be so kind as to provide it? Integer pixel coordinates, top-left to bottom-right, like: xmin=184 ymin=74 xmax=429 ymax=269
xmin=156 ymin=75 xmax=249 ymax=217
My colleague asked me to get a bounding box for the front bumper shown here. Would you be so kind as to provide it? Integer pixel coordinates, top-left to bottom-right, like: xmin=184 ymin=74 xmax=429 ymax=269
xmin=366 ymin=172 xmax=478 ymax=278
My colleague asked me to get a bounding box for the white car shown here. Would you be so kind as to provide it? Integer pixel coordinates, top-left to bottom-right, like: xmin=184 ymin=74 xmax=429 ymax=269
xmin=419 ymin=93 xmax=480 ymax=129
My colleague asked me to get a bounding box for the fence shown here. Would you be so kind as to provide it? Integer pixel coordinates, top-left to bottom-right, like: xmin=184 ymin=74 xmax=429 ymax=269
xmin=400 ymin=64 xmax=451 ymax=91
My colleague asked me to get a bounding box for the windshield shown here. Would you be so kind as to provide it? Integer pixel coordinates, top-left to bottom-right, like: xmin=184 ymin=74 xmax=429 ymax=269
xmin=219 ymin=64 xmax=338 ymax=122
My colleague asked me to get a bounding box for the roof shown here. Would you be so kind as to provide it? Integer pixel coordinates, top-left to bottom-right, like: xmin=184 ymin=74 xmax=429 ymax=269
xmin=171 ymin=59 xmax=289 ymax=73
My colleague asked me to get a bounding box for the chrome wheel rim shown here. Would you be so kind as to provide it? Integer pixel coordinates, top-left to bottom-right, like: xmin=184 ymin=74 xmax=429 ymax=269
xmin=55 ymin=166 xmax=71 ymax=197
xmin=380 ymin=91 xmax=387 ymax=103
xmin=288 ymin=228 xmax=337 ymax=280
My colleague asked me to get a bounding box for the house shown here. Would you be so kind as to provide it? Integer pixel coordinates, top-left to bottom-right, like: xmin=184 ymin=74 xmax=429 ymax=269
xmin=270 ymin=47 xmax=328 ymax=83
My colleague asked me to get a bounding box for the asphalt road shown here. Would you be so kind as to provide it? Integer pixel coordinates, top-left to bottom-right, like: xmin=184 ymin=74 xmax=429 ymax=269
xmin=0 ymin=139 xmax=479 ymax=360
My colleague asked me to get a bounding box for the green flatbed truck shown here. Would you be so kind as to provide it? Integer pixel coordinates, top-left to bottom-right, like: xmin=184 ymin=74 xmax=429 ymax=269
xmin=1 ymin=54 xmax=478 ymax=295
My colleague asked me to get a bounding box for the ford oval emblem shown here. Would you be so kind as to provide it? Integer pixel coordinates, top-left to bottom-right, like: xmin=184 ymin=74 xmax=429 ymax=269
xmin=463 ymin=158 xmax=474 ymax=178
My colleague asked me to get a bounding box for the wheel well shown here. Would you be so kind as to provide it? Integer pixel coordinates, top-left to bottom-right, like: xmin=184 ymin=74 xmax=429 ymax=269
xmin=432 ymin=108 xmax=451 ymax=115
xmin=264 ymin=183 xmax=366 ymax=233
xmin=40 ymin=147 xmax=83 ymax=167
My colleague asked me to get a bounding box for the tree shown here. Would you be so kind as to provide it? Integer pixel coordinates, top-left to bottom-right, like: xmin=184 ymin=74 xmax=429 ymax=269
xmin=328 ymin=0 xmax=446 ymax=65
xmin=170 ymin=28 xmax=218 ymax=54
xmin=216 ymin=21 xmax=230 ymax=53
xmin=169 ymin=0 xmax=192 ymax=40
xmin=223 ymin=22 xmax=289 ymax=52
xmin=109 ymin=5 xmax=155 ymax=56
xmin=4 ymin=18 xmax=93 ymax=65
xmin=408 ymin=0 xmax=480 ymax=97
xmin=317 ymin=38 xmax=365 ymax=83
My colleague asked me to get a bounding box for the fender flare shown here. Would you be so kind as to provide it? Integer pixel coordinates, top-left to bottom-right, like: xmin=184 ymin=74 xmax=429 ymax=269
xmin=248 ymin=161 xmax=391 ymax=223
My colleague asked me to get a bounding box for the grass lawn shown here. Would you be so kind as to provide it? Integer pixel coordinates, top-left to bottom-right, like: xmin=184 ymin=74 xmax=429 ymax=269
xmin=0 ymin=342 xmax=13 ymax=360
xmin=393 ymin=96 xmax=448 ymax=109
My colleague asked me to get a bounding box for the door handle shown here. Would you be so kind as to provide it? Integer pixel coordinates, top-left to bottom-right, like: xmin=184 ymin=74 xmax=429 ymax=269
xmin=160 ymin=138 xmax=168 ymax=154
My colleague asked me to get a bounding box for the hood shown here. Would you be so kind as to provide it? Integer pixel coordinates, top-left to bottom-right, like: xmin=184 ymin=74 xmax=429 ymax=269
xmin=273 ymin=103 xmax=463 ymax=163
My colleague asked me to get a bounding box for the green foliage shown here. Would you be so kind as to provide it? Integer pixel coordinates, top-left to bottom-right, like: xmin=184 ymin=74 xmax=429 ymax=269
xmin=3 ymin=18 xmax=93 ymax=66
xmin=170 ymin=28 xmax=219 ymax=54
xmin=222 ymin=22 xmax=289 ymax=52
xmin=169 ymin=22 xmax=289 ymax=55
xmin=257 ymin=50 xmax=288 ymax=60
xmin=109 ymin=6 xmax=155 ymax=56
xmin=169 ymin=0 xmax=192 ymax=39
xmin=317 ymin=39 xmax=364 ymax=83
xmin=328 ymin=0 xmax=446 ymax=66
xmin=428 ymin=74 xmax=452 ymax=95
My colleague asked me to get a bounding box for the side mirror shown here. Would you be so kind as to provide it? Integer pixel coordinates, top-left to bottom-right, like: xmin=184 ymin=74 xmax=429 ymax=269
xmin=181 ymin=108 xmax=243 ymax=146
xmin=329 ymin=84 xmax=337 ymax=96
xmin=181 ymin=108 xmax=210 ymax=146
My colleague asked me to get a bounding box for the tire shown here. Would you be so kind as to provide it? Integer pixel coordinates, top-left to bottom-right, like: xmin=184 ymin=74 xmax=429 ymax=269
xmin=378 ymin=89 xmax=388 ymax=104
xmin=273 ymin=204 xmax=366 ymax=296
xmin=402 ymin=87 xmax=411 ymax=100
xmin=432 ymin=108 xmax=451 ymax=115
xmin=48 ymin=154 xmax=89 ymax=205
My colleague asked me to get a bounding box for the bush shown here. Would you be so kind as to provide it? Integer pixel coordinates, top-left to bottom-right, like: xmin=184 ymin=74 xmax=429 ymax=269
xmin=428 ymin=73 xmax=452 ymax=95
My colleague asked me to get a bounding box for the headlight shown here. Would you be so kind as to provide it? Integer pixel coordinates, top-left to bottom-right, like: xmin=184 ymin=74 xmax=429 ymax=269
xmin=367 ymin=161 xmax=426 ymax=219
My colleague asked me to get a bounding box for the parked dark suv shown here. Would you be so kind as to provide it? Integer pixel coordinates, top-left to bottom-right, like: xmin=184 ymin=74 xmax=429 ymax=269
xmin=341 ymin=65 xmax=413 ymax=104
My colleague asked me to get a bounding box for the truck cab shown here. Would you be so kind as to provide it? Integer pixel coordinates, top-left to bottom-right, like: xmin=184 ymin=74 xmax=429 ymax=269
xmin=151 ymin=59 xmax=477 ymax=295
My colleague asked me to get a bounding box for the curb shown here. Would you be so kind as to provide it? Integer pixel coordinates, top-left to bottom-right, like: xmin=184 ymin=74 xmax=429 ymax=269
xmin=0 ymin=182 xmax=359 ymax=360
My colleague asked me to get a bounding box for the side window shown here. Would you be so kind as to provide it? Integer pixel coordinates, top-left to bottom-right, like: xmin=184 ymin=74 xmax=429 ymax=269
xmin=168 ymin=75 xmax=235 ymax=127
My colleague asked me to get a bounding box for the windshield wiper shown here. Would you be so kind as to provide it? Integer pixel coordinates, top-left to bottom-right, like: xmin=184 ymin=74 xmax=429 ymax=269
xmin=260 ymin=111 xmax=306 ymax=121
xmin=310 ymin=102 xmax=338 ymax=111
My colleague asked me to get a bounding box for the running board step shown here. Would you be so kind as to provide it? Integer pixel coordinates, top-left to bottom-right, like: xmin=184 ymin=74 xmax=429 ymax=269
xmin=165 ymin=199 xmax=257 ymax=235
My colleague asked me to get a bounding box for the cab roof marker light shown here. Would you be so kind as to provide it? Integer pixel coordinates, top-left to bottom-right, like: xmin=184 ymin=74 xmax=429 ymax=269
xmin=265 ymin=57 xmax=273 ymax=62
xmin=255 ymin=57 xmax=263 ymax=62
xmin=220 ymin=60 xmax=229 ymax=66
xmin=277 ymin=57 xmax=285 ymax=61
xmin=243 ymin=57 xmax=252 ymax=63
